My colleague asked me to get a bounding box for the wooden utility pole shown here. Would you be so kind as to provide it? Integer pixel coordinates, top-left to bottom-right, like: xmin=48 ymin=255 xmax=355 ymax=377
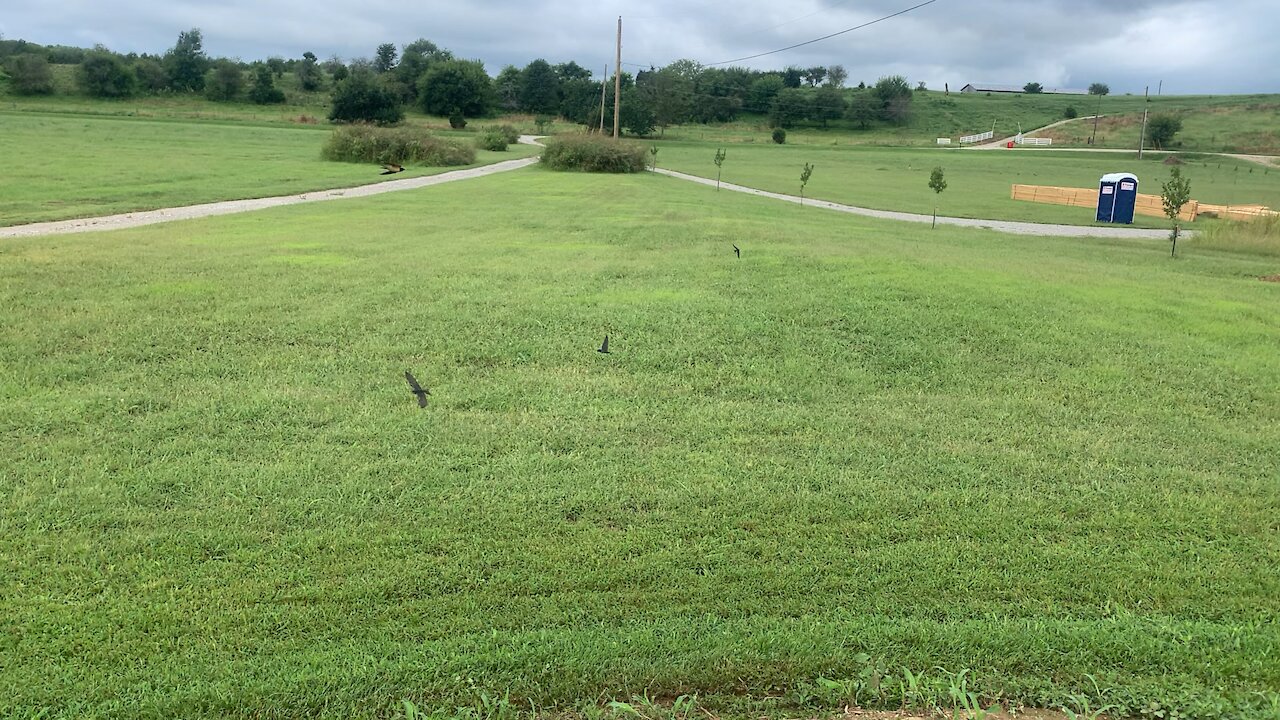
xmin=598 ymin=64 xmax=608 ymax=134
xmin=1137 ymin=85 xmax=1149 ymax=159
xmin=613 ymin=16 xmax=622 ymax=139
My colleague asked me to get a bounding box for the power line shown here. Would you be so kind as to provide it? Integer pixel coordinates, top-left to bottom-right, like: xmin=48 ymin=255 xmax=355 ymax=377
xmin=705 ymin=0 xmax=941 ymax=66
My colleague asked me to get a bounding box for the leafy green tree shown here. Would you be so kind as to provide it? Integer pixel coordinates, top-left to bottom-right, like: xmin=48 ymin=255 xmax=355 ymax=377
xmin=374 ymin=43 xmax=398 ymax=73
xmin=1023 ymin=82 xmax=1043 ymax=93
xmin=803 ymin=66 xmax=826 ymax=87
xmin=418 ymin=59 xmax=493 ymax=119
xmin=872 ymin=75 xmax=913 ymax=124
xmin=772 ymin=127 xmax=786 ymax=144
xmin=559 ymin=77 xmax=601 ymax=127
xmin=494 ymin=65 xmax=522 ymax=112
xmin=619 ymin=87 xmax=656 ymax=136
xmin=846 ymin=92 xmax=877 ymax=129
xmin=713 ymin=148 xmax=726 ymax=189
xmin=812 ymin=86 xmax=846 ymax=127
xmin=78 ymin=52 xmax=137 ymax=98
xmin=329 ymin=69 xmax=403 ymax=124
xmin=644 ymin=67 xmax=692 ymax=134
xmin=928 ymin=166 xmax=947 ymax=228
xmin=781 ymin=66 xmax=803 ymax=88
xmin=769 ymin=87 xmax=809 ymax=129
xmin=266 ymin=57 xmax=286 ymax=78
xmin=205 ymin=61 xmax=244 ymax=101
xmin=5 ymin=53 xmax=54 ymax=95
xmin=1147 ymin=114 xmax=1183 ymax=149
xmin=518 ymin=59 xmax=560 ymax=114
xmin=1161 ymin=166 xmax=1191 ymax=256
xmin=164 ymin=28 xmax=209 ymax=92
xmin=747 ymin=74 xmax=785 ymax=113
xmin=248 ymin=63 xmax=286 ymax=104
xmin=554 ymin=61 xmax=592 ymax=82
xmin=825 ymin=64 xmax=848 ymax=88
xmin=1088 ymin=82 xmax=1110 ymax=96
xmin=323 ymin=56 xmax=348 ymax=83
xmin=297 ymin=51 xmax=323 ymax=91
xmin=133 ymin=57 xmax=168 ymax=93
xmin=799 ymin=162 xmax=814 ymax=204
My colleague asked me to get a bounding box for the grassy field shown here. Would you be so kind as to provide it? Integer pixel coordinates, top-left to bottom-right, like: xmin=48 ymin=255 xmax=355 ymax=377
xmin=0 ymin=112 xmax=539 ymax=226
xmin=2 ymin=169 xmax=1278 ymax=718
xmin=1043 ymin=103 xmax=1280 ymax=156
xmin=651 ymin=142 xmax=1280 ymax=228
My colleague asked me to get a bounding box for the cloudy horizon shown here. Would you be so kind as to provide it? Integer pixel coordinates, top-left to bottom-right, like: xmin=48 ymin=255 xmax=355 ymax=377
xmin=3 ymin=0 xmax=1277 ymax=95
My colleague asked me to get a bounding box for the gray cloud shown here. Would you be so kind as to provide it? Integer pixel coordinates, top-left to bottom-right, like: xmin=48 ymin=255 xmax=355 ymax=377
xmin=2 ymin=0 xmax=1276 ymax=93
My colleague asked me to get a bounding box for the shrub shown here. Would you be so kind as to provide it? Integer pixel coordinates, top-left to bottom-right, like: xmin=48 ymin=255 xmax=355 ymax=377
xmin=491 ymin=124 xmax=520 ymax=144
xmin=5 ymin=53 xmax=55 ymax=95
xmin=78 ymin=53 xmax=137 ymax=98
xmin=321 ymin=125 xmax=475 ymax=166
xmin=449 ymin=110 xmax=467 ymax=129
xmin=540 ymin=135 xmax=647 ymax=173
xmin=772 ymin=128 xmax=787 ymax=144
xmin=1063 ymin=106 xmax=1078 ymax=119
xmin=475 ymin=128 xmax=508 ymax=151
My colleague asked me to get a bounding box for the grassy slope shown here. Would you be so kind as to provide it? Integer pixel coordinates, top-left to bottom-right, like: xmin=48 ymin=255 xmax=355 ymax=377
xmin=2 ymin=169 xmax=1278 ymax=718
xmin=657 ymin=92 xmax=1280 ymax=153
xmin=0 ymin=112 xmax=539 ymax=226
xmin=652 ymin=143 xmax=1280 ymax=228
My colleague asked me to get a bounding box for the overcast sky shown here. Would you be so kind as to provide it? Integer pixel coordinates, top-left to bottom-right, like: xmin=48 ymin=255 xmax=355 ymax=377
xmin=3 ymin=0 xmax=1277 ymax=94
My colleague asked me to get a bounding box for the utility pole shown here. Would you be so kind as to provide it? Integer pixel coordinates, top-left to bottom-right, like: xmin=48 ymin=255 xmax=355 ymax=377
xmin=1137 ymin=85 xmax=1149 ymax=159
xmin=598 ymin=64 xmax=607 ymax=134
xmin=613 ymin=16 xmax=622 ymax=139
xmin=1090 ymin=92 xmax=1101 ymax=145
xmin=1158 ymin=79 xmax=1162 ymax=96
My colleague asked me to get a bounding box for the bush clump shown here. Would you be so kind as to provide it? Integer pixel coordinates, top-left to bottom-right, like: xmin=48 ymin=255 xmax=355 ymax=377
xmin=540 ymin=135 xmax=648 ymax=173
xmin=491 ymin=124 xmax=520 ymax=144
xmin=772 ymin=128 xmax=787 ymax=144
xmin=322 ymin=125 xmax=475 ymax=166
xmin=475 ymin=128 xmax=508 ymax=151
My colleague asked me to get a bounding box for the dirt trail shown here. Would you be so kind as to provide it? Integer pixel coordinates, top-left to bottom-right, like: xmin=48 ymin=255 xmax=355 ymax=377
xmin=0 ymin=137 xmax=545 ymax=239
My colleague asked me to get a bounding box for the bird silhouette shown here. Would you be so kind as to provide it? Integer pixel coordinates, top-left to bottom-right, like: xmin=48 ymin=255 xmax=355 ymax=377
xmin=733 ymin=244 xmax=740 ymax=258
xmin=597 ymin=335 xmax=611 ymax=354
xmin=404 ymin=370 xmax=430 ymax=407
xmin=381 ymin=163 xmax=405 ymax=175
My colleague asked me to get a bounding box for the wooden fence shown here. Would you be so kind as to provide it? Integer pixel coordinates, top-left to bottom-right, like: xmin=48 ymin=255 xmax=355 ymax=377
xmin=1012 ymin=184 xmax=1278 ymax=223
xmin=1011 ymin=184 xmax=1199 ymax=221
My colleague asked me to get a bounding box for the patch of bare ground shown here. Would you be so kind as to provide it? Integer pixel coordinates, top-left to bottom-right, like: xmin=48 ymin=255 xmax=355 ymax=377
xmin=1261 ymin=274 xmax=1280 ymax=282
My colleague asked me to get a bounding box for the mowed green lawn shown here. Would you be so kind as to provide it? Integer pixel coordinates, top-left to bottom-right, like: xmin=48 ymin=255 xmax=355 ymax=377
xmin=0 ymin=112 xmax=539 ymax=226
xmin=653 ymin=142 xmax=1280 ymax=228
xmin=2 ymin=170 xmax=1279 ymax=719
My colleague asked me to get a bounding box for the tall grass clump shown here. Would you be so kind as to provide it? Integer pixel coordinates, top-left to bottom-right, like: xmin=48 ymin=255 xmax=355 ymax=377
xmin=321 ymin=124 xmax=475 ymax=166
xmin=1193 ymin=214 xmax=1280 ymax=257
xmin=541 ymin=135 xmax=648 ymax=173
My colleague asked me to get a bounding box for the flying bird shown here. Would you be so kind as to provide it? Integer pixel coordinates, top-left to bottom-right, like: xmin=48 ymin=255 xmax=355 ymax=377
xmin=381 ymin=163 xmax=405 ymax=175
xmin=597 ymin=335 xmax=611 ymax=354
xmin=404 ymin=370 xmax=430 ymax=408
xmin=733 ymin=244 xmax=740 ymax=258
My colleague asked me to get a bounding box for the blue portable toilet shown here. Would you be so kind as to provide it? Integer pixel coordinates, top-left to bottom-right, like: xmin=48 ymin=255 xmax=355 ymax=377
xmin=1097 ymin=172 xmax=1139 ymax=224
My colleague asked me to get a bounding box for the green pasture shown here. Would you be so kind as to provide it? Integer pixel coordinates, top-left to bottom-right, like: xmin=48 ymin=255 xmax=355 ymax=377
xmin=2 ymin=169 xmax=1278 ymax=718
xmin=651 ymin=142 xmax=1280 ymax=228
xmin=0 ymin=112 xmax=539 ymax=226
xmin=1044 ymin=102 xmax=1280 ymax=156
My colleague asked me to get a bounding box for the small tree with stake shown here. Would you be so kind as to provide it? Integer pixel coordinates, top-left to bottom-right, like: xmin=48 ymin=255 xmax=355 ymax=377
xmin=650 ymin=145 xmax=659 ymax=171
xmin=713 ymin=148 xmax=727 ymax=190
xmin=1161 ymin=166 xmax=1192 ymax=257
xmin=800 ymin=162 xmax=814 ymax=205
xmin=928 ymin=166 xmax=947 ymax=228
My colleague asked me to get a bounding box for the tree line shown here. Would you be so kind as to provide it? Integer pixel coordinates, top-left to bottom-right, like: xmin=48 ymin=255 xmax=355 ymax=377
xmin=2 ymin=31 xmax=928 ymax=134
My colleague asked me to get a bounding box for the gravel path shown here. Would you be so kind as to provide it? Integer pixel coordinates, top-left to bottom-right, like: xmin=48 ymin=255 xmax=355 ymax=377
xmin=0 ymin=138 xmax=545 ymax=239
xmin=652 ymin=168 xmax=1180 ymax=239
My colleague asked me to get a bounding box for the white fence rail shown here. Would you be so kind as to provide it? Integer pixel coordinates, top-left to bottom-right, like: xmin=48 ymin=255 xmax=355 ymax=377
xmin=959 ymin=130 xmax=994 ymax=144
xmin=936 ymin=138 xmax=952 ymax=145
xmin=1016 ymin=136 xmax=1053 ymax=146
